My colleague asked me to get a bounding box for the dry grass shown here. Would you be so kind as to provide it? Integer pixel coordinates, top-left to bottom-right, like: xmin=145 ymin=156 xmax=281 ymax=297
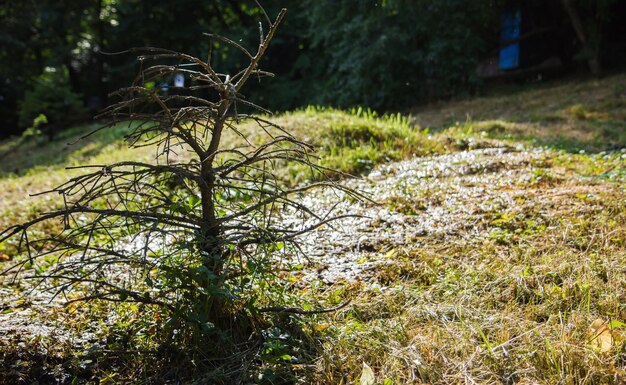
xmin=410 ymin=72 xmax=626 ymax=151
xmin=0 ymin=108 xmax=440 ymax=230
xmin=1 ymin=74 xmax=625 ymax=384
xmin=305 ymin=158 xmax=626 ymax=384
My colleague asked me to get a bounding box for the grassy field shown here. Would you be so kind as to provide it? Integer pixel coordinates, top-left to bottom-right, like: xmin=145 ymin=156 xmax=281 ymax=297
xmin=411 ymin=72 xmax=626 ymax=151
xmin=1 ymin=73 xmax=625 ymax=384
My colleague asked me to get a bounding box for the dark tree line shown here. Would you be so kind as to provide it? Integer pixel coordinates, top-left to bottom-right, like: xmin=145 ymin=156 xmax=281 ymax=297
xmin=1 ymin=0 xmax=624 ymax=139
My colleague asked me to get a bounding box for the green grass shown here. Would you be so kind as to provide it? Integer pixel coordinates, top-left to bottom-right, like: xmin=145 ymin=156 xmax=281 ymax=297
xmin=1 ymin=74 xmax=626 ymax=384
xmin=270 ymin=106 xmax=444 ymax=181
xmin=0 ymin=107 xmax=443 ymax=231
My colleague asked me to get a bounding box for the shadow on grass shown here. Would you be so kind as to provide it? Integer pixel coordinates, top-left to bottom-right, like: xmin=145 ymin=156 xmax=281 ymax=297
xmin=0 ymin=310 xmax=318 ymax=385
xmin=412 ymin=72 xmax=626 ymax=153
xmin=0 ymin=340 xmax=205 ymax=385
xmin=473 ymin=116 xmax=626 ymax=153
xmin=0 ymin=122 xmax=134 ymax=177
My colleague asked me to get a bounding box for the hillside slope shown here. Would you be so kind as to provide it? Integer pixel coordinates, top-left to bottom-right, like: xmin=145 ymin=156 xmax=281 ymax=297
xmin=1 ymin=75 xmax=625 ymax=384
xmin=411 ymin=72 xmax=626 ymax=151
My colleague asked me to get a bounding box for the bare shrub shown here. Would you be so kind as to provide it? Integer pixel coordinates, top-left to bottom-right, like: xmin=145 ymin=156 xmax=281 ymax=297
xmin=0 ymin=5 xmax=357 ymax=334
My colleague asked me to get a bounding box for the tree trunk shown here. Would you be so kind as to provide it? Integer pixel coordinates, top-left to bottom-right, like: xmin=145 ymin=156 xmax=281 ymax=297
xmin=561 ymin=0 xmax=601 ymax=76
xmin=197 ymin=102 xmax=232 ymax=324
xmin=199 ymin=100 xmax=231 ymax=276
xmin=95 ymin=0 xmax=106 ymax=108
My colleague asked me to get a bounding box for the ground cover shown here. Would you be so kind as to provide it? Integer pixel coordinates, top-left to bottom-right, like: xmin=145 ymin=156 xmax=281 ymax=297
xmin=411 ymin=72 xmax=626 ymax=152
xmin=1 ymin=74 xmax=625 ymax=384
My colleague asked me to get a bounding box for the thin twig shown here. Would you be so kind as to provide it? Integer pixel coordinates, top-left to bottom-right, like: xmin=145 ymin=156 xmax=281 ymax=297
xmin=259 ymin=299 xmax=352 ymax=315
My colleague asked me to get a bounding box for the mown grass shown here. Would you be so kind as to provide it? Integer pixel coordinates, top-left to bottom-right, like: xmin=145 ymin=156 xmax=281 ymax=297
xmin=411 ymin=72 xmax=626 ymax=151
xmin=1 ymin=73 xmax=626 ymax=384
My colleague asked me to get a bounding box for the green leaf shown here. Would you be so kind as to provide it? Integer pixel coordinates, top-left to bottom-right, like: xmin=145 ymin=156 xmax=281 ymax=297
xmin=188 ymin=195 xmax=201 ymax=207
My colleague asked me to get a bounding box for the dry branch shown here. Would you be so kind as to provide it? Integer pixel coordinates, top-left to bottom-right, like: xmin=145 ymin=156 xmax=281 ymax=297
xmin=0 ymin=4 xmax=359 ymax=328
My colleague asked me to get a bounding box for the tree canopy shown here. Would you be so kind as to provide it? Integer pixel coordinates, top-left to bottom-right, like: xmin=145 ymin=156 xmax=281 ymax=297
xmin=1 ymin=0 xmax=624 ymax=138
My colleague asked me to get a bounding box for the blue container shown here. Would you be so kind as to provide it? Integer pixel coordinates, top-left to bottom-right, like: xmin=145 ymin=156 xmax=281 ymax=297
xmin=500 ymin=7 xmax=521 ymax=70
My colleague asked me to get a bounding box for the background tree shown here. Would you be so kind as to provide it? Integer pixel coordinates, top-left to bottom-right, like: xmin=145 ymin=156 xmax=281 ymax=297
xmin=1 ymin=0 xmax=103 ymax=137
xmin=2 ymin=0 xmax=625 ymax=139
xmin=294 ymin=0 xmax=498 ymax=109
xmin=560 ymin=0 xmax=619 ymax=76
xmin=17 ymin=68 xmax=87 ymax=140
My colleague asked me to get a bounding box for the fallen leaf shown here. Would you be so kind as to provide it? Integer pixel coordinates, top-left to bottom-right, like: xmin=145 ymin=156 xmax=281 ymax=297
xmin=360 ymin=362 xmax=375 ymax=385
xmin=0 ymin=254 xmax=10 ymax=261
xmin=313 ymin=323 xmax=329 ymax=332
xmin=588 ymin=318 xmax=625 ymax=353
xmin=384 ymin=249 xmax=397 ymax=258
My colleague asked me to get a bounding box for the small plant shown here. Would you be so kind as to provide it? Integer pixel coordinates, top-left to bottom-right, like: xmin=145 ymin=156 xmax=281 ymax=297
xmin=18 ymin=68 xmax=87 ymax=140
xmin=1 ymin=4 xmax=356 ymax=342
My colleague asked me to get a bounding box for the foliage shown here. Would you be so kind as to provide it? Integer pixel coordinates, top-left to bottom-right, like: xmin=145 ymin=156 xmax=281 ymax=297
xmin=296 ymin=0 xmax=497 ymax=109
xmin=18 ymin=69 xmax=86 ymax=139
xmin=4 ymin=0 xmax=626 ymax=138
xmin=0 ymin=0 xmax=98 ymax=135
